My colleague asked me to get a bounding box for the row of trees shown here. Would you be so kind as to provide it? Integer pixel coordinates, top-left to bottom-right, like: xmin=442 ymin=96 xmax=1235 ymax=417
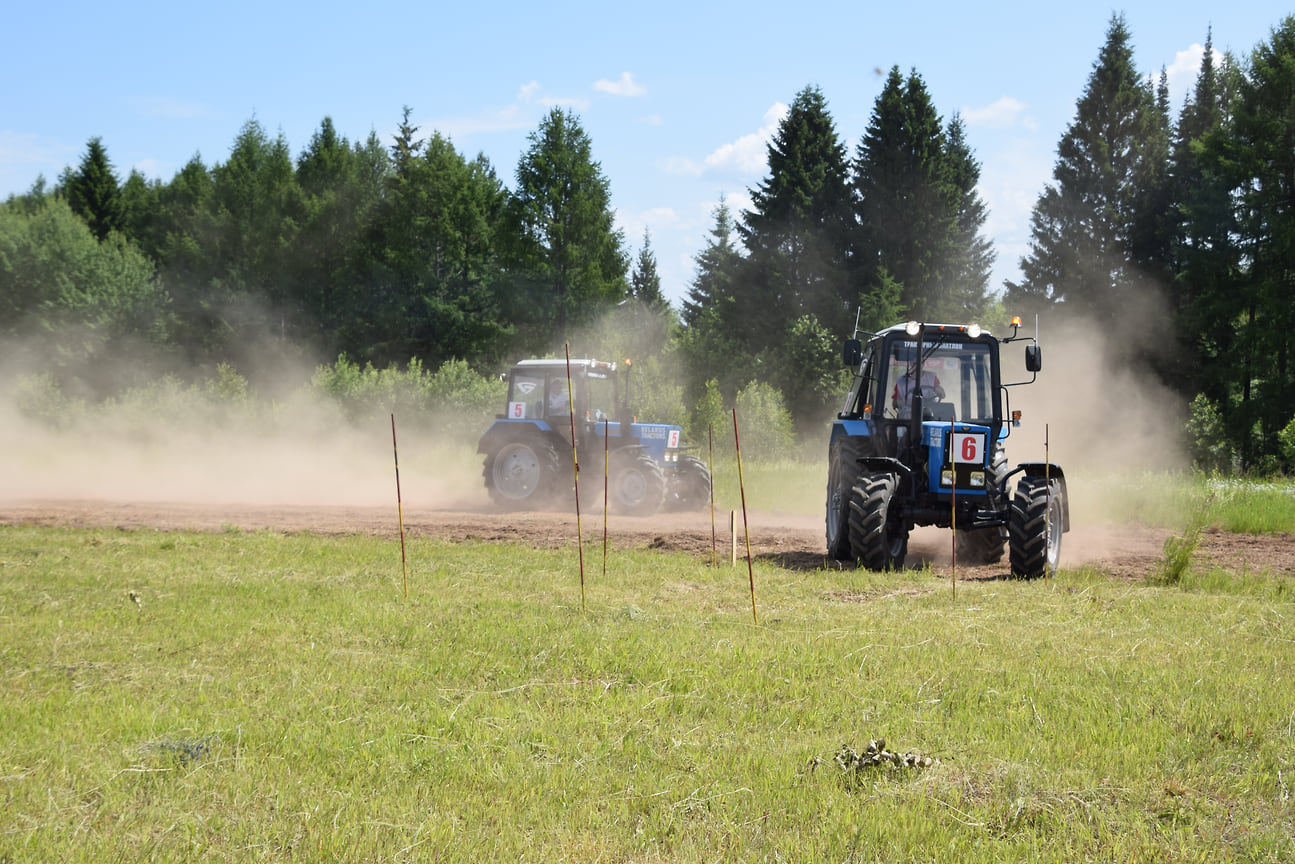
xmin=4 ymin=13 xmax=1295 ymax=468
xmin=1004 ymin=15 xmax=1295 ymax=469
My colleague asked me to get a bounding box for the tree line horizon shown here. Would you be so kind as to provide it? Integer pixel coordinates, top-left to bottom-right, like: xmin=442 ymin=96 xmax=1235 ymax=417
xmin=3 ymin=12 xmax=1295 ymax=471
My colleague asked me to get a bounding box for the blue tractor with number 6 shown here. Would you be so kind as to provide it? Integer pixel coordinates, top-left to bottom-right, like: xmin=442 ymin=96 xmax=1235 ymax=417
xmin=478 ymin=358 xmax=711 ymax=516
xmin=825 ymin=319 xmax=1069 ymax=578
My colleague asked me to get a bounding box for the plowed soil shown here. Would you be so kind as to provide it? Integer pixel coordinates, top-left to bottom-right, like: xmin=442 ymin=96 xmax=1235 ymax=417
xmin=2 ymin=497 xmax=1291 ymax=581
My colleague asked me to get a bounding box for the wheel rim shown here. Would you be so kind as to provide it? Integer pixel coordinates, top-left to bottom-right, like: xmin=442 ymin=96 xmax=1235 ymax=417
xmin=616 ymin=468 xmax=648 ymax=504
xmin=1045 ymin=495 xmax=1063 ymax=570
xmin=826 ymin=455 xmax=845 ymax=545
xmin=493 ymin=443 xmax=541 ymax=500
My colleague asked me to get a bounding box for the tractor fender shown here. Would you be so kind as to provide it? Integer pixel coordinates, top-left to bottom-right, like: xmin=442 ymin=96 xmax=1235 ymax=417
xmin=477 ymin=419 xmax=558 ymax=454
xmin=1003 ymin=462 xmax=1069 ymax=532
xmin=857 ymin=456 xmax=913 ymax=478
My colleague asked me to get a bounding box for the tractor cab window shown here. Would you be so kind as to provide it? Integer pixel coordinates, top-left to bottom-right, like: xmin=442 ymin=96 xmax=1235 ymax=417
xmin=844 ymin=345 xmax=877 ymax=418
xmin=883 ymin=341 xmax=996 ymax=424
xmin=584 ymin=373 xmax=617 ymax=423
xmin=545 ymin=376 xmax=570 ymax=416
xmin=507 ymin=373 xmax=546 ymax=419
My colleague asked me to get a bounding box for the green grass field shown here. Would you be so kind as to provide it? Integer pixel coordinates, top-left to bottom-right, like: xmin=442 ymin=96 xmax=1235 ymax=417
xmin=2 ymin=484 xmax=1293 ymax=862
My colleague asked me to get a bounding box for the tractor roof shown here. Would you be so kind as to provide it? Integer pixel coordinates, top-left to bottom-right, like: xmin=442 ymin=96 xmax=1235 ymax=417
xmin=876 ymin=322 xmax=994 ymax=339
xmin=512 ymin=358 xmax=618 ymax=373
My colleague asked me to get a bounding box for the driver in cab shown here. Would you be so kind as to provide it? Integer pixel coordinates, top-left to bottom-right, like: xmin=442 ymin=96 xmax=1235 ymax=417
xmin=893 ymin=366 xmax=945 ymax=418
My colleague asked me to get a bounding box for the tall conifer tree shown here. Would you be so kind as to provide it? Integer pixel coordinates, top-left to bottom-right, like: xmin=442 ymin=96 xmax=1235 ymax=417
xmin=1006 ymin=14 xmax=1163 ymax=327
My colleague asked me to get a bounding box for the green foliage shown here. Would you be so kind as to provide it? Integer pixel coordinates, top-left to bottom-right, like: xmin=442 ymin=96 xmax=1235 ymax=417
xmin=0 ymin=196 xmax=167 ymax=367
xmin=9 ymin=17 xmax=1295 ymax=473
xmin=1186 ymin=393 xmax=1237 ymax=472
xmin=765 ymin=314 xmax=849 ymax=438
xmin=689 ymin=378 xmax=727 ymax=450
xmin=854 ymin=68 xmax=992 ymax=321
xmin=309 ymin=354 xmax=505 ymax=440
xmin=506 ymin=107 xmax=629 ymax=350
xmin=738 ymin=86 xmax=855 ymax=356
xmin=733 ymin=380 xmax=796 ymax=458
xmin=1279 ymin=415 xmax=1295 ymax=470
xmin=1151 ymin=495 xmax=1211 ymax=585
xmin=61 ymin=136 xmax=123 ymax=241
xmin=9 ymin=373 xmax=84 ymax=430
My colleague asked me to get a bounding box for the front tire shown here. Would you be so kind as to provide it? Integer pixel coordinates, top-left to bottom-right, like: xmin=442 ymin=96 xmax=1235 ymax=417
xmin=666 ymin=455 xmax=712 ymax=512
xmin=609 ymin=449 xmax=667 ymax=516
xmin=1009 ymin=475 xmax=1063 ymax=579
xmin=826 ymin=439 xmax=860 ymax=560
xmin=848 ymin=472 xmax=908 ymax=571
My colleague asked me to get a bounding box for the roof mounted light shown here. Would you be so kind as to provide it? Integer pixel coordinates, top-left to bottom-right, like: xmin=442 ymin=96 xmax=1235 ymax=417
xmin=905 ymin=321 xmax=921 ymax=336
xmin=968 ymin=323 xmax=982 ymax=338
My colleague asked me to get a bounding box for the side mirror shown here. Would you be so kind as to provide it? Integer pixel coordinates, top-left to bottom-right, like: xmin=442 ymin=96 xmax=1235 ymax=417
xmin=1025 ymin=345 xmax=1042 ymax=372
xmin=843 ymin=338 xmax=862 ymax=368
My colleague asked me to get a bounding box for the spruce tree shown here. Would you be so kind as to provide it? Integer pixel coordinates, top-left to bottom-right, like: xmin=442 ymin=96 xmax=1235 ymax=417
xmin=507 ymin=108 xmax=629 ymax=351
xmin=1006 ymin=13 xmax=1163 ymax=327
xmin=63 ymin=137 xmax=122 ymax=241
xmin=737 ymin=85 xmax=855 ymax=351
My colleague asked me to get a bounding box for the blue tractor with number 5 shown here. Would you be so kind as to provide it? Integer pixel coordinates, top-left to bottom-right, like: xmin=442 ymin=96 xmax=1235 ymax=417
xmin=825 ymin=319 xmax=1069 ymax=578
xmin=478 ymin=358 xmax=711 ymax=516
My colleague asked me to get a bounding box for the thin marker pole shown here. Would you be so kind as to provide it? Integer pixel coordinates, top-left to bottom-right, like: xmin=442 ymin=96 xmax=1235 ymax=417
xmin=391 ymin=414 xmax=408 ymax=599
xmin=732 ymin=408 xmax=757 ymax=625
xmin=1044 ymin=423 xmax=1051 ymax=586
xmin=708 ymin=423 xmax=717 ymax=568
xmin=603 ymin=417 xmax=609 ymax=582
xmin=565 ymin=345 xmax=586 ymax=611
xmin=951 ymin=455 xmax=957 ymax=601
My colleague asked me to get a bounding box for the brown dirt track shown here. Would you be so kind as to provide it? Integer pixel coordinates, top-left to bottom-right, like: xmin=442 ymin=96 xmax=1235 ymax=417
xmin=2 ymin=498 xmax=1292 ymax=581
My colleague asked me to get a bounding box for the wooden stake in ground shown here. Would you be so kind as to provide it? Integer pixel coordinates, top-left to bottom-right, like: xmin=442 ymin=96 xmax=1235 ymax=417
xmin=390 ymin=414 xmax=408 ymax=600
xmin=564 ymin=345 xmax=586 ymax=611
xmin=732 ymin=408 xmax=757 ymax=625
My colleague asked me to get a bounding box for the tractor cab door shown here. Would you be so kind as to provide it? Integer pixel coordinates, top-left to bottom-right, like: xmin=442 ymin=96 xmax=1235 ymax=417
xmin=507 ymin=370 xmax=548 ymax=420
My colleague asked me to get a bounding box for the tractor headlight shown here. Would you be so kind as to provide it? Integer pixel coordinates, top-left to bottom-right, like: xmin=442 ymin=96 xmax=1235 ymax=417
xmin=968 ymin=323 xmax=982 ymax=338
xmin=941 ymin=469 xmax=953 ymax=487
xmin=905 ymin=321 xmax=921 ymax=336
xmin=969 ymin=471 xmax=985 ymax=488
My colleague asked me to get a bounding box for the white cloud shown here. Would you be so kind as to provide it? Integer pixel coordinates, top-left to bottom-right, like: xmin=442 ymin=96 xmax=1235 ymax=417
xmin=703 ymin=102 xmax=788 ymax=175
xmin=660 ymin=155 xmax=703 ymax=177
xmin=436 ymin=81 xmax=588 ymax=140
xmin=1163 ymin=43 xmax=1223 ymax=111
xmin=963 ymin=96 xmax=1032 ymax=130
xmin=593 ymin=71 xmax=646 ymax=97
xmin=517 ymin=81 xmax=542 ymax=102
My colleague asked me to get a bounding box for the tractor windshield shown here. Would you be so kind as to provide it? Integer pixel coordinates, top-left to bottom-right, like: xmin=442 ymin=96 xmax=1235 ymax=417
xmin=585 ymin=372 xmax=617 ymax=423
xmin=883 ymin=340 xmax=996 ymax=424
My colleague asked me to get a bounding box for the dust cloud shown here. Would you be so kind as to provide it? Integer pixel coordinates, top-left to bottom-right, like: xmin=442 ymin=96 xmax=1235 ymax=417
xmin=0 ymin=353 xmax=490 ymax=512
xmin=1001 ymin=308 xmax=1187 ymax=533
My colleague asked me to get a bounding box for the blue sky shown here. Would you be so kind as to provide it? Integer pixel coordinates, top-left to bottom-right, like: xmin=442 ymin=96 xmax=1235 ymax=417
xmin=2 ymin=2 xmax=1288 ymax=313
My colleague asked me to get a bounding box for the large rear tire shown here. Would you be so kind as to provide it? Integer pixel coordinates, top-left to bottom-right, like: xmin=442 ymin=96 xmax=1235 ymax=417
xmin=825 ymin=438 xmax=860 ymax=560
xmin=848 ymin=472 xmax=908 ymax=571
xmin=483 ymin=438 xmax=562 ymax=509
xmin=666 ymin=455 xmax=712 ymax=512
xmin=609 ymin=449 xmax=667 ymax=516
xmin=1009 ymin=475 xmax=1063 ymax=579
